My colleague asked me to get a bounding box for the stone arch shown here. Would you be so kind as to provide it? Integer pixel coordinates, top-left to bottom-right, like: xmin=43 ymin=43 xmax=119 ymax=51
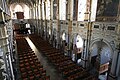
xmin=10 ymin=3 xmax=30 ymax=19
xmin=71 ymin=33 xmax=84 ymax=62
xmin=90 ymin=38 xmax=113 ymax=61
xmin=71 ymin=33 xmax=84 ymax=48
xmin=90 ymin=38 xmax=114 ymax=75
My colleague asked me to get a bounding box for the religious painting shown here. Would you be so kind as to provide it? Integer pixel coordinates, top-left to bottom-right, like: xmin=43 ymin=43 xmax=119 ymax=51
xmin=96 ymin=0 xmax=119 ymax=17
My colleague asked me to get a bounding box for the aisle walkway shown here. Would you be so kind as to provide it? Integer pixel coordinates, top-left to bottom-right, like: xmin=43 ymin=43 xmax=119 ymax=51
xmin=26 ymin=37 xmax=63 ymax=80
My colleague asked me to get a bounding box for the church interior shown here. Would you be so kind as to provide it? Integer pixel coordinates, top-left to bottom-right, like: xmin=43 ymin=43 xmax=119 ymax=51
xmin=0 ymin=0 xmax=120 ymax=80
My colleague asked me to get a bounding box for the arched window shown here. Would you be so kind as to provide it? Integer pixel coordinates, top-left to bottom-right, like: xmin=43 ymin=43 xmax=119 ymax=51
xmin=42 ymin=0 xmax=45 ymax=20
xmin=38 ymin=4 xmax=41 ymax=19
xmin=59 ymin=0 xmax=66 ymax=20
xmin=46 ymin=0 xmax=50 ymax=20
xmin=77 ymin=0 xmax=87 ymax=21
xmin=33 ymin=5 xmax=36 ymax=19
xmin=23 ymin=5 xmax=30 ymax=19
xmin=77 ymin=0 xmax=97 ymax=21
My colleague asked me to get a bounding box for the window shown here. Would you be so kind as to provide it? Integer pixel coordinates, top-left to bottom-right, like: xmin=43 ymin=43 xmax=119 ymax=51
xmin=42 ymin=1 xmax=45 ymax=20
xmin=59 ymin=0 xmax=66 ymax=20
xmin=77 ymin=0 xmax=87 ymax=21
xmin=46 ymin=0 xmax=50 ymax=20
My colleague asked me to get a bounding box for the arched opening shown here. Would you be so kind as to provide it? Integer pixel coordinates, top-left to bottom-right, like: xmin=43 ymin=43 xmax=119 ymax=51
xmin=62 ymin=32 xmax=66 ymax=41
xmin=90 ymin=40 xmax=113 ymax=80
xmin=61 ymin=31 xmax=68 ymax=55
xmin=49 ymin=29 xmax=51 ymax=35
xmin=48 ymin=28 xmax=51 ymax=40
xmin=43 ymin=26 xmax=46 ymax=37
xmin=46 ymin=27 xmax=50 ymax=40
xmin=14 ymin=4 xmax=23 ymax=12
xmin=10 ymin=3 xmax=30 ymax=19
xmin=72 ymin=34 xmax=83 ymax=63
xmin=52 ymin=29 xmax=57 ymax=48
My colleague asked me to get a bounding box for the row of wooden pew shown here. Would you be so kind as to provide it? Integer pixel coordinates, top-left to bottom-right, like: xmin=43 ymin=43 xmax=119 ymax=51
xmin=29 ymin=34 xmax=97 ymax=80
xmin=16 ymin=36 xmax=50 ymax=80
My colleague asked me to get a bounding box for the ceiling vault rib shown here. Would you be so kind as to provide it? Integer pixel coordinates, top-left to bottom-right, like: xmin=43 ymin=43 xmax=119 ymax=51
xmin=8 ymin=0 xmax=35 ymax=7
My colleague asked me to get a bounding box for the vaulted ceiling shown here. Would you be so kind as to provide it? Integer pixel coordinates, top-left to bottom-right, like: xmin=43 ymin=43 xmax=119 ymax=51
xmin=7 ymin=0 xmax=38 ymax=7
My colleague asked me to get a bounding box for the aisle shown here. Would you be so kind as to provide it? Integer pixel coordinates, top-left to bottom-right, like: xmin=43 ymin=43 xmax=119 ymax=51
xmin=26 ymin=37 xmax=63 ymax=80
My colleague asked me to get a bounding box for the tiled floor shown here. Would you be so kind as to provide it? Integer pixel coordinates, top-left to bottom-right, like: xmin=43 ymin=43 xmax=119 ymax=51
xmin=26 ymin=37 xmax=63 ymax=80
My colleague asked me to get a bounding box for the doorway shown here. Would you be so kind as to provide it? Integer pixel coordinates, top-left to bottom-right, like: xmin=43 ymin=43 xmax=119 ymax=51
xmin=90 ymin=40 xmax=113 ymax=79
xmin=91 ymin=55 xmax=97 ymax=67
xmin=72 ymin=34 xmax=83 ymax=63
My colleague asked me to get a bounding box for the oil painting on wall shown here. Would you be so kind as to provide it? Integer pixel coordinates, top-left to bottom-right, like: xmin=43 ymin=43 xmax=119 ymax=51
xmin=96 ymin=0 xmax=119 ymax=17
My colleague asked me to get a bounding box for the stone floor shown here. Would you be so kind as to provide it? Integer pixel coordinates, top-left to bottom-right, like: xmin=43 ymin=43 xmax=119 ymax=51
xmin=26 ymin=37 xmax=63 ymax=80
